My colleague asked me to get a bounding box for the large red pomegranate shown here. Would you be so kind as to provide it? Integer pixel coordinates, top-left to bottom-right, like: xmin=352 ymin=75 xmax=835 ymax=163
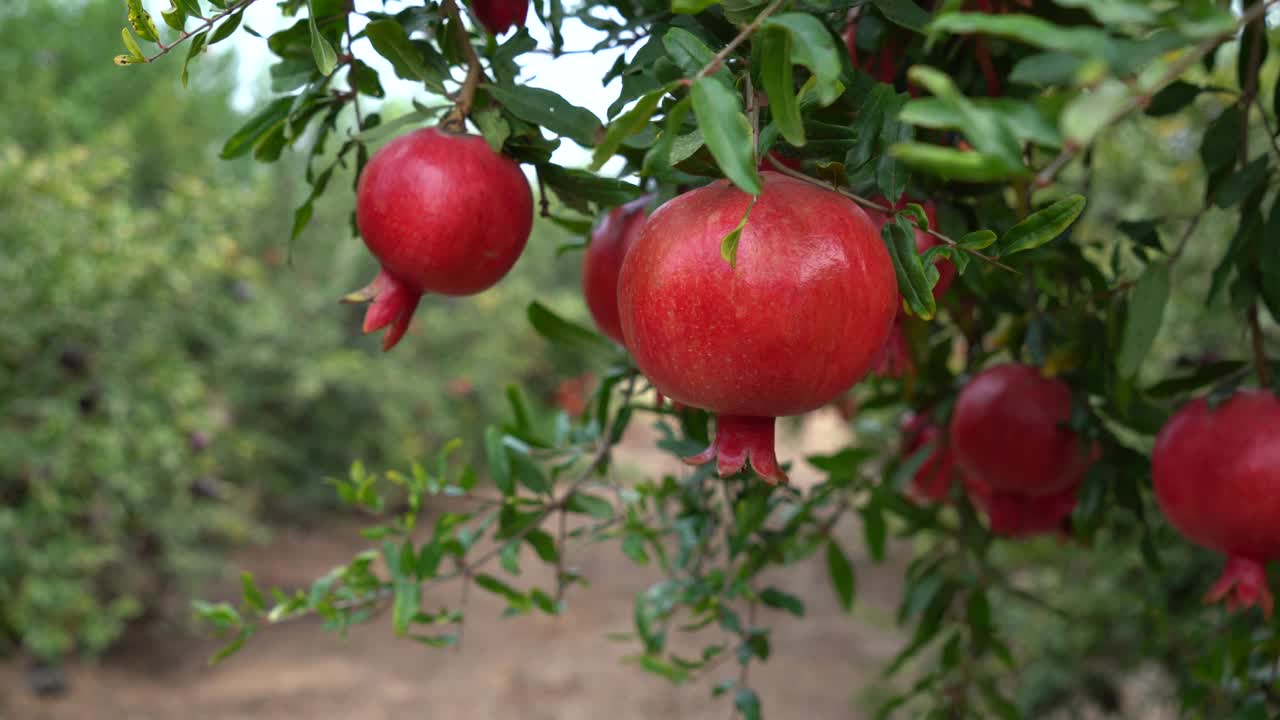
xmin=1153 ymin=390 xmax=1280 ymax=616
xmin=344 ymin=128 xmax=532 ymax=350
xmin=617 ymin=172 xmax=898 ymax=484
xmin=471 ymin=0 xmax=528 ymax=35
xmin=582 ymin=196 xmax=650 ymax=345
xmin=901 ymin=412 xmax=957 ymax=503
xmin=950 ymin=364 xmax=1096 ymax=535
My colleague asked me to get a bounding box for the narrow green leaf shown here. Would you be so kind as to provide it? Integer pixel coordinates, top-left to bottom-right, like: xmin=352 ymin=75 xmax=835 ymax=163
xmin=209 ymin=626 xmax=254 ymax=666
xmin=1116 ymin=262 xmax=1170 ymax=378
xmin=1009 ymin=51 xmax=1083 ymax=86
xmin=872 ymin=0 xmax=930 ymax=32
xmin=121 ymin=28 xmax=146 ymax=62
xmin=126 ymin=0 xmax=160 ymax=42
xmin=861 ymin=500 xmax=887 ymax=561
xmin=182 ymin=31 xmax=209 ymax=86
xmin=826 ymin=539 xmax=856 ymax=611
xmin=642 ymin=96 xmax=692 ymax=178
xmin=672 ymin=0 xmax=721 ymax=13
xmin=891 ymin=142 xmax=1029 ymax=182
xmin=209 ymin=10 xmax=244 ymax=45
xmin=306 ymin=0 xmax=338 ymax=75
xmin=760 ymin=588 xmax=805 ymax=617
xmin=220 ymin=97 xmax=293 ymax=159
xmin=527 ymin=300 xmax=619 ymax=359
xmin=566 ymin=492 xmax=614 ymax=519
xmin=735 ymin=688 xmax=762 ymax=720
xmin=485 ymin=426 xmax=513 ymax=495
xmin=592 ymin=89 xmax=665 ymax=170
xmin=662 ymin=27 xmax=720 ymax=79
xmin=1146 ymin=81 xmax=1202 ymax=117
xmin=365 ymin=20 xmax=446 ymax=93
xmin=162 ymin=4 xmax=187 ymax=32
xmin=240 ymin=572 xmax=267 ymax=613
xmin=761 ymin=14 xmax=844 ymax=106
xmin=957 ymin=230 xmax=996 ymax=250
xmin=720 ymin=197 xmax=757 ymax=268
xmin=883 ymin=219 xmax=936 ymax=320
xmin=759 ymin=29 xmax=802 ymax=146
xmin=486 ymin=84 xmax=603 ymax=148
xmin=691 ymin=76 xmax=761 ymax=195
xmin=998 ymin=194 xmax=1086 ymax=256
xmin=392 ymin=580 xmax=421 ymax=636
xmin=907 ymin=66 xmax=1023 ymax=169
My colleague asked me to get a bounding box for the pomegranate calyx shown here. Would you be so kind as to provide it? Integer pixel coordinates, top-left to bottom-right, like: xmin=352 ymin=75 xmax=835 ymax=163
xmin=682 ymin=414 xmax=789 ymax=485
xmin=1206 ymin=556 xmax=1274 ymax=618
xmin=341 ymin=269 xmax=423 ymax=351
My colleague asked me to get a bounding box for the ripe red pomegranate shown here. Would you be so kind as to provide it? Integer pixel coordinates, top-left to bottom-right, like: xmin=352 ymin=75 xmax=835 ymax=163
xmin=964 ymin=476 xmax=1078 ymax=538
xmin=582 ymin=196 xmax=650 ymax=345
xmin=1153 ymin=391 xmax=1280 ymax=616
xmin=901 ymin=412 xmax=957 ymax=503
xmin=950 ymin=364 xmax=1096 ymax=535
xmin=345 ymin=128 xmax=532 ymax=350
xmin=471 ymin=0 xmax=528 ymax=35
xmin=865 ymin=198 xmax=953 ymax=377
xmin=618 ymin=172 xmax=898 ymax=484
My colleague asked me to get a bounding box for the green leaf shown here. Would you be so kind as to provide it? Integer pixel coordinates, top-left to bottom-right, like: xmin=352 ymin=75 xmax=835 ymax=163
xmin=900 ymin=97 xmax=1062 ymax=148
xmin=691 ymin=76 xmax=761 ymax=195
xmin=1009 ymin=52 xmax=1083 ymax=87
xmin=209 ymin=626 xmax=254 ymax=666
xmin=162 ymin=4 xmax=187 ymax=32
xmin=872 ymin=0 xmax=930 ymax=32
xmin=642 ymin=96 xmax=693 ymax=178
xmin=566 ymin=492 xmax=614 ymax=519
xmin=883 ymin=218 xmax=936 ymax=320
xmin=761 ymin=14 xmax=844 ymax=107
xmin=759 ymin=29 xmax=802 ymax=146
xmin=826 ymin=540 xmax=855 ymax=612
xmin=485 ymin=426 xmax=513 ymax=495
xmin=1200 ymin=106 xmax=1242 ymax=174
xmin=209 ymin=9 xmax=244 ymax=45
xmin=1212 ymin=155 xmax=1269 ymax=209
xmin=929 ymin=12 xmax=1115 ymax=61
xmin=592 ymin=89 xmax=665 ymax=170
xmin=474 ymin=574 xmax=528 ymax=608
xmin=486 ymin=84 xmax=603 ymax=148
xmin=662 ymin=27 xmax=721 ymax=79
xmin=1061 ymin=79 xmax=1129 ymax=146
xmin=673 ymin=0 xmax=721 ymax=13
xmin=957 ymin=230 xmax=996 ymax=251
xmin=907 ymin=66 xmax=1023 ymax=170
xmin=220 ymin=97 xmax=293 ymax=159
xmin=1146 ymin=81 xmax=1201 ymax=117
xmin=1054 ymin=0 xmax=1155 ymax=24
xmin=527 ymin=300 xmax=620 ymax=360
xmin=126 ymin=0 xmax=160 ymax=42
xmin=891 ymin=142 xmax=1029 ymax=182
xmin=364 ymin=21 xmax=447 ymax=94
xmin=720 ymin=197 xmax=757 ymax=268
xmin=735 ymin=688 xmax=762 ymax=720
xmin=240 ymin=572 xmax=267 ymax=613
xmin=998 ymin=195 xmax=1086 ymax=256
xmin=121 ymin=28 xmax=147 ymax=62
xmin=472 ymin=107 xmax=512 ymax=153
xmin=635 ymin=654 xmax=690 ymax=684
xmin=1116 ymin=262 xmax=1170 ymax=378
xmin=392 ymin=579 xmax=421 ymax=636
xmin=760 ymin=587 xmax=805 ymax=617
xmin=861 ymin=500 xmax=887 ymax=561
xmin=181 ymin=31 xmax=209 ymax=87
xmin=306 ymin=0 xmax=338 ymax=75
xmin=1262 ymin=198 xmax=1280 ymax=321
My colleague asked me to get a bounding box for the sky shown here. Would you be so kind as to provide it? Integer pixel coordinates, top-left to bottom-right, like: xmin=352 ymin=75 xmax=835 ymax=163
xmin=229 ymin=0 xmax=629 ymax=168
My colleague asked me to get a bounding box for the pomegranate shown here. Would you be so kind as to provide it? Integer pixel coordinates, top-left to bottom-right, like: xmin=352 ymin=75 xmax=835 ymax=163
xmin=582 ymin=196 xmax=650 ymax=345
xmin=1153 ymin=391 xmax=1280 ymax=616
xmin=865 ymin=197 xmax=954 ymax=377
xmin=344 ymin=128 xmax=533 ymax=350
xmin=950 ymin=364 xmax=1096 ymax=535
xmin=901 ymin=412 xmax=957 ymax=503
xmin=617 ymin=172 xmax=898 ymax=484
xmin=471 ymin=0 xmax=528 ymax=35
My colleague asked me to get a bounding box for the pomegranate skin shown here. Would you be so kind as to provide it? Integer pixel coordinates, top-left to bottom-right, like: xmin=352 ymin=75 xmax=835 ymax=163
xmin=618 ymin=172 xmax=898 ymax=483
xmin=582 ymin=196 xmax=650 ymax=345
xmin=950 ymin=364 xmax=1095 ymax=497
xmin=348 ymin=128 xmax=532 ymax=350
xmin=1153 ymin=391 xmax=1280 ymax=615
xmin=471 ymin=0 xmax=528 ymax=35
xmin=901 ymin=412 xmax=957 ymax=503
xmin=965 ymin=476 xmax=1078 ymax=538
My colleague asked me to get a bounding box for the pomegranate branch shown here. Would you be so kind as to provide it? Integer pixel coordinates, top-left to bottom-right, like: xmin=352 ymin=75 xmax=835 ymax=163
xmin=441 ymin=0 xmax=488 ymax=132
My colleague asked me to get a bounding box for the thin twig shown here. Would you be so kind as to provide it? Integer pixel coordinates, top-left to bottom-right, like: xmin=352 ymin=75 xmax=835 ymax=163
xmin=1033 ymin=0 xmax=1280 ymax=188
xmin=1249 ymin=304 xmax=1274 ymax=388
xmin=695 ymin=0 xmax=786 ymax=80
xmin=142 ymin=0 xmax=262 ymax=62
xmin=764 ymin=155 xmax=1019 ymax=273
xmin=440 ymin=0 xmax=486 ymax=132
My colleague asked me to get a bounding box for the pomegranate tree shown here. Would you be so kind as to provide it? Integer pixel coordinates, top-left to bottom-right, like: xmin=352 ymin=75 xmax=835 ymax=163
xmin=581 ymin=196 xmax=650 ymax=345
xmin=617 ymin=172 xmax=898 ymax=484
xmin=950 ymin=364 xmax=1095 ymax=536
xmin=1153 ymin=391 xmax=1280 ymax=615
xmin=471 ymin=0 xmax=529 ymax=35
xmin=344 ymin=128 xmax=533 ymax=350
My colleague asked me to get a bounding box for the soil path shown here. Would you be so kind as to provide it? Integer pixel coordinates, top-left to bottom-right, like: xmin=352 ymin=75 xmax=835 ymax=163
xmin=1 ymin=411 xmax=908 ymax=720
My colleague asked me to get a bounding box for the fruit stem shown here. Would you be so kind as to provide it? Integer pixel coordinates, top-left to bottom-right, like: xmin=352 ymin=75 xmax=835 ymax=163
xmin=440 ymin=0 xmax=486 ymax=133
xmin=1249 ymin=303 xmax=1274 ymax=389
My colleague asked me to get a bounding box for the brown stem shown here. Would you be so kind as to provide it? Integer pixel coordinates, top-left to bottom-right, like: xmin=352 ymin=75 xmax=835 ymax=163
xmin=1033 ymin=0 xmax=1280 ymax=188
xmin=695 ymin=0 xmax=786 ymax=80
xmin=764 ymin=154 xmax=1019 ymax=273
xmin=142 ymin=0 xmax=262 ymax=63
xmin=1249 ymin=304 xmax=1274 ymax=388
xmin=440 ymin=0 xmax=486 ymax=132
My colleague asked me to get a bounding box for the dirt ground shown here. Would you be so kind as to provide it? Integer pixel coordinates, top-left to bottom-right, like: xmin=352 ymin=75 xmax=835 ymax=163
xmin=1 ymin=411 xmax=913 ymax=720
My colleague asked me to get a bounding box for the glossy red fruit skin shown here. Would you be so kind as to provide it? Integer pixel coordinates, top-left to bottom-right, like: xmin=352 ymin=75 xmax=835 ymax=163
xmin=618 ymin=172 xmax=898 ymax=483
xmin=471 ymin=0 xmax=528 ymax=35
xmin=349 ymin=128 xmax=532 ymax=350
xmin=1153 ymin=391 xmax=1280 ymax=616
xmin=582 ymin=196 xmax=650 ymax=345
xmin=902 ymin=412 xmax=957 ymax=503
xmin=950 ymin=364 xmax=1095 ymax=497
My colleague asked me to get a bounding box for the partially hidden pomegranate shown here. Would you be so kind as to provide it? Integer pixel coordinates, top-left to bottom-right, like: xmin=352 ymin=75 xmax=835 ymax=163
xmin=618 ymin=172 xmax=898 ymax=484
xmin=1153 ymin=391 xmax=1280 ymax=616
xmin=901 ymin=412 xmax=958 ymax=503
xmin=344 ymin=128 xmax=533 ymax=350
xmin=471 ymin=0 xmax=528 ymax=35
xmin=865 ymin=197 xmax=954 ymax=377
xmin=950 ymin=364 xmax=1096 ymax=536
xmin=582 ymin=196 xmax=651 ymax=345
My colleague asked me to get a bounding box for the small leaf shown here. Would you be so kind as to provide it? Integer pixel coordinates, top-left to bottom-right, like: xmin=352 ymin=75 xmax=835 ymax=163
xmin=306 ymin=0 xmax=338 ymax=75
xmin=240 ymin=572 xmax=267 ymax=613
xmin=760 ymin=588 xmax=805 ymax=617
xmin=592 ymin=89 xmax=665 ymax=170
xmin=209 ymin=10 xmax=244 ymax=45
xmin=126 ymin=0 xmax=161 ymax=42
xmin=392 ymin=580 xmax=421 ymax=636
xmin=365 ymin=19 xmax=446 ymax=93
xmin=759 ymin=29 xmax=802 ymax=146
xmin=1009 ymin=52 xmax=1083 ymax=87
xmin=220 ymin=97 xmax=293 ymax=159
xmin=566 ymin=492 xmax=614 ymax=519
xmin=761 ymin=14 xmax=844 ymax=107
xmin=691 ymin=76 xmax=761 ymax=195
xmin=720 ymin=197 xmax=757 ymax=268
xmin=872 ymin=0 xmax=930 ymax=32
xmin=121 ymin=28 xmax=147 ymax=62
xmin=662 ymin=27 xmax=722 ymax=79
xmin=162 ymin=3 xmax=187 ymax=32
xmin=890 ymin=142 xmax=1029 ymax=182
xmin=957 ymin=230 xmax=996 ymax=250
xmin=998 ymin=195 xmax=1086 ymax=256
xmin=181 ymin=30 xmax=209 ymax=86
xmin=735 ymin=688 xmax=762 ymax=720
xmin=527 ymin=300 xmax=619 ymax=360
xmin=486 ymin=84 xmax=603 ymax=148
xmin=826 ymin=539 xmax=856 ymax=611
xmin=1116 ymin=262 xmax=1170 ymax=378
xmin=672 ymin=0 xmax=721 ymax=13
xmin=883 ymin=219 xmax=936 ymax=320
xmin=485 ymin=426 xmax=513 ymax=495
xmin=1146 ymin=81 xmax=1201 ymax=117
